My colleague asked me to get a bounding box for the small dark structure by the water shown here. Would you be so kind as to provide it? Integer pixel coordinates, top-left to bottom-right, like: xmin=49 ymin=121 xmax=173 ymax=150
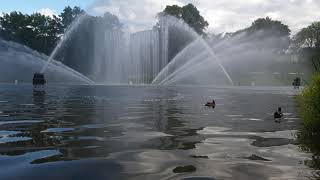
xmin=33 ymin=73 xmax=46 ymax=94
xmin=33 ymin=73 xmax=46 ymax=85
xmin=292 ymin=77 xmax=301 ymax=89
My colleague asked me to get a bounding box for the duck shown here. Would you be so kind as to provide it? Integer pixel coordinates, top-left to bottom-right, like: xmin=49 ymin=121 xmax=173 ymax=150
xmin=205 ymin=100 xmax=216 ymax=108
xmin=274 ymin=107 xmax=283 ymax=122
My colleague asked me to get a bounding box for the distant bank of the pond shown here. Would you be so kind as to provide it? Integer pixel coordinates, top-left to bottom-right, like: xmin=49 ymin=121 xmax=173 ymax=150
xmin=298 ymin=73 xmax=320 ymax=177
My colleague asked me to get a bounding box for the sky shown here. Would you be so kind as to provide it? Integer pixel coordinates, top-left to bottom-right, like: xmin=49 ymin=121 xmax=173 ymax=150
xmin=1 ymin=0 xmax=320 ymax=34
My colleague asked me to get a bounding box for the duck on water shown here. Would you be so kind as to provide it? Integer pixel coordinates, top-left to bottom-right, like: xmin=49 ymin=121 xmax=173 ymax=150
xmin=205 ymin=99 xmax=216 ymax=108
xmin=274 ymin=107 xmax=283 ymax=123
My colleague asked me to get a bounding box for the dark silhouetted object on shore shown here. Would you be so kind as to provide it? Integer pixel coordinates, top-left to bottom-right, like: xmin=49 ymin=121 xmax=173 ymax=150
xmin=292 ymin=77 xmax=301 ymax=89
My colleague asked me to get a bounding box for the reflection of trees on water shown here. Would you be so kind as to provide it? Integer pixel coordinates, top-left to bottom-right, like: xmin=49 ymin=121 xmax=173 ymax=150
xmin=0 ymin=87 xmax=102 ymax=161
xmin=143 ymin=88 xmax=203 ymax=150
xmin=0 ymin=86 xmax=205 ymax=164
xmin=297 ymin=129 xmax=320 ymax=179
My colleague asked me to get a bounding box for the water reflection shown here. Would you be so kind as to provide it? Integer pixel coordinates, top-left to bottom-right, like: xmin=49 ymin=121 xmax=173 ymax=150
xmin=297 ymin=128 xmax=320 ymax=179
xmin=0 ymin=85 xmax=315 ymax=179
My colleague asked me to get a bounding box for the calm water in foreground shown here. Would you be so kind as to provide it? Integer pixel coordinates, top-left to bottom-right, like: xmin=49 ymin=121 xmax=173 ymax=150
xmin=0 ymin=84 xmax=316 ymax=180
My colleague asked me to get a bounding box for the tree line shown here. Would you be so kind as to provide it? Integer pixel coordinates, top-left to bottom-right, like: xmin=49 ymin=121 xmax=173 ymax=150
xmin=0 ymin=4 xmax=319 ymax=73
xmin=0 ymin=6 xmax=84 ymax=54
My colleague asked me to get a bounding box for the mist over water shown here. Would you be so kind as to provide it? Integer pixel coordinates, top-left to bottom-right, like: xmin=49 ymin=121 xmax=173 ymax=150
xmin=89 ymin=18 xmax=169 ymax=84
xmin=44 ymin=12 xmax=310 ymax=86
xmin=0 ymin=1 xmax=312 ymax=86
xmin=41 ymin=14 xmax=88 ymax=74
xmin=0 ymin=40 xmax=94 ymax=84
xmin=0 ymin=2 xmax=317 ymax=179
xmin=42 ymin=14 xmax=234 ymax=85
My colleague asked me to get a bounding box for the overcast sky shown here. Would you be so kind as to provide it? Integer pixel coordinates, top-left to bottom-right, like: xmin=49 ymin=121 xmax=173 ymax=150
xmin=1 ymin=0 xmax=320 ymax=34
xmin=87 ymin=0 xmax=320 ymax=34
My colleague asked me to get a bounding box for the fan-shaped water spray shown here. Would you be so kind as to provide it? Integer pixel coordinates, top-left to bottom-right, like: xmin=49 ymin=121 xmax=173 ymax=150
xmin=38 ymin=11 xmax=233 ymax=86
xmin=0 ymin=39 xmax=95 ymax=84
xmin=38 ymin=12 xmax=305 ymax=86
xmin=152 ymin=16 xmax=234 ymax=86
xmin=40 ymin=14 xmax=94 ymax=85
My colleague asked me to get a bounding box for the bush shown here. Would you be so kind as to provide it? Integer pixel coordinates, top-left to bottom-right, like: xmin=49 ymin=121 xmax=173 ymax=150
xmin=297 ymin=74 xmax=320 ymax=173
xmin=299 ymin=73 xmax=320 ymax=132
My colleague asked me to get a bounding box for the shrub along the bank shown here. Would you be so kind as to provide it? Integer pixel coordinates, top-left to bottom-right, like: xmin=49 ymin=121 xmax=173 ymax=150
xmin=297 ymin=74 xmax=320 ymax=168
xmin=299 ymin=73 xmax=320 ymax=133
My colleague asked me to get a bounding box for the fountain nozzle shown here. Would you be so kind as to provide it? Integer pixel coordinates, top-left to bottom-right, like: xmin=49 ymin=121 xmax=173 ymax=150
xmin=33 ymin=73 xmax=46 ymax=85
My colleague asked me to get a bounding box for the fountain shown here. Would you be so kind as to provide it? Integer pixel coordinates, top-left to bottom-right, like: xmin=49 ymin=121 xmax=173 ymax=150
xmin=2 ymin=5 xmax=310 ymax=86
xmin=40 ymin=13 xmax=233 ymax=86
xmin=0 ymin=39 xmax=94 ymax=84
xmin=41 ymin=14 xmax=88 ymax=74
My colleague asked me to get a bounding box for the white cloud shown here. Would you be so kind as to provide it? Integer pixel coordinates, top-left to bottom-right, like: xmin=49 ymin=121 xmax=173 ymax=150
xmin=87 ymin=0 xmax=320 ymax=34
xmin=38 ymin=8 xmax=56 ymax=18
xmin=88 ymin=0 xmax=182 ymax=32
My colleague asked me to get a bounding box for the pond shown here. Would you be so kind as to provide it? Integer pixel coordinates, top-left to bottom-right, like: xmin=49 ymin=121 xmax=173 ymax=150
xmin=0 ymin=84 xmax=315 ymax=180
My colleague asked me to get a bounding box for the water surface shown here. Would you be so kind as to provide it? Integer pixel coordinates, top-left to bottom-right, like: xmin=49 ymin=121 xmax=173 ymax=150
xmin=0 ymin=84 xmax=314 ymax=179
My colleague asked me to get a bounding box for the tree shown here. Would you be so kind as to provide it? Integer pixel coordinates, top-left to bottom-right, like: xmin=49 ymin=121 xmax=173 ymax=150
xmin=0 ymin=6 xmax=86 ymax=55
xmin=181 ymin=4 xmax=209 ymax=35
xmin=161 ymin=3 xmax=209 ymax=35
xmin=231 ymin=17 xmax=291 ymax=52
xmin=162 ymin=5 xmax=182 ymax=19
xmin=294 ymin=22 xmax=320 ymax=49
xmin=0 ymin=11 xmax=30 ymax=42
xmin=157 ymin=4 xmax=209 ymax=61
xmin=293 ymin=22 xmax=320 ymax=72
xmin=249 ymin=17 xmax=290 ymax=37
xmin=56 ymin=12 xmax=123 ymax=76
xmin=0 ymin=11 xmax=62 ymax=54
xmin=59 ymin=6 xmax=84 ymax=29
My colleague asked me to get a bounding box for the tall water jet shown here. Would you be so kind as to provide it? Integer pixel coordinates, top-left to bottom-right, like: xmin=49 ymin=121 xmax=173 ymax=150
xmin=41 ymin=14 xmax=86 ymax=73
xmin=83 ymin=13 xmax=170 ymax=85
xmin=152 ymin=15 xmax=234 ymax=86
xmin=0 ymin=39 xmax=95 ymax=84
xmin=75 ymin=14 xmax=232 ymax=85
xmin=38 ymin=9 xmax=306 ymax=86
xmin=40 ymin=14 xmax=94 ymax=85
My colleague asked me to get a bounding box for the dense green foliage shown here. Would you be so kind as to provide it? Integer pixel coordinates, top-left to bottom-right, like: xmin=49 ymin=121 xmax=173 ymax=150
xmin=299 ymin=73 xmax=320 ymax=131
xmin=294 ymin=22 xmax=320 ymax=48
xmin=0 ymin=11 xmax=62 ymax=54
xmin=232 ymin=17 xmax=291 ymax=37
xmin=157 ymin=3 xmax=209 ymax=61
xmin=297 ymin=73 xmax=320 ymax=174
xmin=0 ymin=6 xmax=83 ymax=54
xmin=161 ymin=3 xmax=209 ymax=35
xmin=0 ymin=6 xmax=123 ymax=75
xmin=59 ymin=6 xmax=84 ymax=29
xmin=0 ymin=3 xmax=317 ymax=80
xmin=231 ymin=17 xmax=291 ymax=52
xmin=293 ymin=22 xmax=320 ymax=72
xmin=58 ymin=12 xmax=123 ymax=75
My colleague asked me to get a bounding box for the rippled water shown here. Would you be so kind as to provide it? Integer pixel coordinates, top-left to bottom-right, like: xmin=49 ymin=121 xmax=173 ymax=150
xmin=0 ymin=84 xmax=314 ymax=179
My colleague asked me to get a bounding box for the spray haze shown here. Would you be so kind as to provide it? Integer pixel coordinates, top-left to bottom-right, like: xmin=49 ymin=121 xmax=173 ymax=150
xmin=0 ymin=1 xmax=313 ymax=86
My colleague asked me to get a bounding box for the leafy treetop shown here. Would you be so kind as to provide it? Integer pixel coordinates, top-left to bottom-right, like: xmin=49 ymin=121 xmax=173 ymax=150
xmin=161 ymin=3 xmax=209 ymax=35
